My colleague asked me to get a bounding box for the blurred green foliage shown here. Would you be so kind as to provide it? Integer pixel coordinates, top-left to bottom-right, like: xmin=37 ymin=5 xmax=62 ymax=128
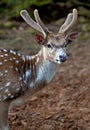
xmin=0 ymin=0 xmax=90 ymax=20
xmin=0 ymin=0 xmax=51 ymax=18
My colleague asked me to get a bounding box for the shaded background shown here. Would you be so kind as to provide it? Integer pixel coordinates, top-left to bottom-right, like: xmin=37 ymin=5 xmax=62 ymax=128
xmin=0 ymin=0 xmax=90 ymax=130
xmin=0 ymin=0 xmax=90 ymax=53
xmin=0 ymin=0 xmax=90 ymax=20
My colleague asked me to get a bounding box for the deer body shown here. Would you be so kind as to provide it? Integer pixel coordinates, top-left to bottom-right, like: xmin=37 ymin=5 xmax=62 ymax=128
xmin=0 ymin=8 xmax=78 ymax=130
xmin=0 ymin=47 xmax=59 ymax=130
xmin=0 ymin=47 xmax=59 ymax=101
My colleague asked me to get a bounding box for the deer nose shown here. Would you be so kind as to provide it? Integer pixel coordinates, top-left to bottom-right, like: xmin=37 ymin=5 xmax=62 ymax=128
xmin=59 ymin=55 xmax=67 ymax=62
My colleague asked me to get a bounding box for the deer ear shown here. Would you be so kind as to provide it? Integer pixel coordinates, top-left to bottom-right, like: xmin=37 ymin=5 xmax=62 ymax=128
xmin=67 ymin=32 xmax=78 ymax=44
xmin=35 ymin=34 xmax=45 ymax=45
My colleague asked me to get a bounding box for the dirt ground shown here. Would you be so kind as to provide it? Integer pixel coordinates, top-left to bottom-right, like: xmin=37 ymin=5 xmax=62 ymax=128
xmin=0 ymin=21 xmax=90 ymax=130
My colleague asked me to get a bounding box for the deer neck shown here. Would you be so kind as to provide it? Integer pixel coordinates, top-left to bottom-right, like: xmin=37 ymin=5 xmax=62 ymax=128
xmin=23 ymin=47 xmax=59 ymax=89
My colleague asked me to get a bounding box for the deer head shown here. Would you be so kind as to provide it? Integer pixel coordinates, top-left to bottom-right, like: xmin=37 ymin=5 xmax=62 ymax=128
xmin=20 ymin=9 xmax=78 ymax=64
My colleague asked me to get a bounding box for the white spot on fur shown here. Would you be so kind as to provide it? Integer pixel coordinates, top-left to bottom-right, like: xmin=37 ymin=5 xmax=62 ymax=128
xmin=15 ymin=87 xmax=20 ymax=92
xmin=25 ymin=70 xmax=30 ymax=78
xmin=5 ymin=89 xmax=9 ymax=93
xmin=10 ymin=95 xmax=14 ymax=98
xmin=10 ymin=50 xmax=13 ymax=53
xmin=15 ymin=67 xmax=18 ymax=71
xmin=10 ymin=58 xmax=12 ymax=60
xmin=3 ymin=49 xmax=7 ymax=52
xmin=3 ymin=95 xmax=7 ymax=100
xmin=0 ymin=62 xmax=3 ymax=65
xmin=23 ymin=70 xmax=31 ymax=84
xmin=4 ymin=59 xmax=8 ymax=62
xmin=0 ymin=72 xmax=3 ymax=76
xmin=13 ymin=51 xmax=16 ymax=55
xmin=8 ymin=93 xmax=11 ymax=96
xmin=19 ymin=77 xmax=22 ymax=81
xmin=5 ymin=82 xmax=11 ymax=87
xmin=10 ymin=50 xmax=16 ymax=55
xmin=18 ymin=53 xmax=21 ymax=56
xmin=4 ymin=53 xmax=8 ymax=56
xmin=13 ymin=57 xmax=16 ymax=60
xmin=16 ymin=60 xmax=19 ymax=63
xmin=0 ymin=87 xmax=3 ymax=90
xmin=5 ymin=70 xmax=8 ymax=73
xmin=0 ymin=55 xmax=4 ymax=57
xmin=22 ymin=55 xmax=25 ymax=61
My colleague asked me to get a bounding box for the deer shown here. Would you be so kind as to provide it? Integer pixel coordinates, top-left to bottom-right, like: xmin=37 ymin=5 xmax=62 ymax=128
xmin=0 ymin=8 xmax=78 ymax=130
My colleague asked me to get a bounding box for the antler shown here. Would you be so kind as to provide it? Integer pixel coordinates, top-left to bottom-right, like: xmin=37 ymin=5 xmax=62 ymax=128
xmin=59 ymin=9 xmax=78 ymax=33
xmin=20 ymin=10 xmax=50 ymax=38
xmin=34 ymin=9 xmax=51 ymax=35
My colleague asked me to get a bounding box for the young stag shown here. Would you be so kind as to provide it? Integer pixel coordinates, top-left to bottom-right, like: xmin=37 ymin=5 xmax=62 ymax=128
xmin=0 ymin=9 xmax=78 ymax=130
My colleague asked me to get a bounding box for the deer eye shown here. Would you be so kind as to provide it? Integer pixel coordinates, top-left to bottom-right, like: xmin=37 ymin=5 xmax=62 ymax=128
xmin=47 ymin=44 xmax=52 ymax=48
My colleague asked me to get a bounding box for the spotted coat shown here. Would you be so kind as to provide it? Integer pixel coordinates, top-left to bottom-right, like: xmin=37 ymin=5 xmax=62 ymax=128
xmin=0 ymin=49 xmax=28 ymax=101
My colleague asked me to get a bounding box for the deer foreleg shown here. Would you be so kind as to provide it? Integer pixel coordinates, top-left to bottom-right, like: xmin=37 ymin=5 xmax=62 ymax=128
xmin=0 ymin=102 xmax=10 ymax=130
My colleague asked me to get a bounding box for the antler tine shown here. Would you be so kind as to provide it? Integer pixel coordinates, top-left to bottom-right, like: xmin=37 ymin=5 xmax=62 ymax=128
xmin=34 ymin=9 xmax=51 ymax=36
xmin=20 ymin=10 xmax=46 ymax=37
xmin=59 ymin=13 xmax=73 ymax=33
xmin=61 ymin=9 xmax=78 ymax=33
